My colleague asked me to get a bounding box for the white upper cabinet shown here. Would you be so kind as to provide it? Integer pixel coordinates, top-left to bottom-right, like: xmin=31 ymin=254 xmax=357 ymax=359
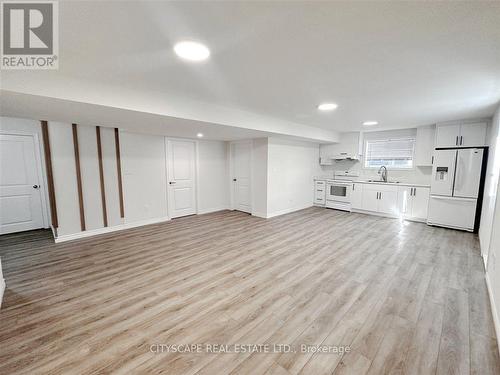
xmin=435 ymin=121 xmax=487 ymax=148
xmin=435 ymin=123 xmax=461 ymax=148
xmin=415 ymin=125 xmax=435 ymax=166
xmin=459 ymin=122 xmax=487 ymax=147
xmin=319 ymin=132 xmax=361 ymax=162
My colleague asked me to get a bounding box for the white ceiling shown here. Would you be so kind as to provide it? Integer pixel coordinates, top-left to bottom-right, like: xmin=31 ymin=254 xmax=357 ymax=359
xmin=1 ymin=1 xmax=500 ymax=139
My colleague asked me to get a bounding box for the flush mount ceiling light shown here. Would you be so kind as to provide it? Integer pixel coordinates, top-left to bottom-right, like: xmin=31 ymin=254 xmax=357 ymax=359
xmin=363 ymin=121 xmax=378 ymax=126
xmin=317 ymin=103 xmax=338 ymax=111
xmin=197 ymin=133 xmax=204 ymax=138
xmin=174 ymin=41 xmax=210 ymax=61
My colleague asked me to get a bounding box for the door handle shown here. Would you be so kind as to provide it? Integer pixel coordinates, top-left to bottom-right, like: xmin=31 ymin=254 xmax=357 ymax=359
xmin=460 ymin=136 xmax=463 ymax=145
xmin=33 ymin=184 xmax=40 ymax=189
xmin=169 ymin=181 xmax=176 ymax=185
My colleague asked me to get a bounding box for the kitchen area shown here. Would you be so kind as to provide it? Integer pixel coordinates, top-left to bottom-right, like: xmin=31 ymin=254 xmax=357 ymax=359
xmin=314 ymin=119 xmax=489 ymax=232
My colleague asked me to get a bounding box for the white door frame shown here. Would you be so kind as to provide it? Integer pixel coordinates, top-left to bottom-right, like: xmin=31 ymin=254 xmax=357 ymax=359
xmin=229 ymin=140 xmax=253 ymax=212
xmin=0 ymin=129 xmax=50 ymax=229
xmin=164 ymin=137 xmax=199 ymax=218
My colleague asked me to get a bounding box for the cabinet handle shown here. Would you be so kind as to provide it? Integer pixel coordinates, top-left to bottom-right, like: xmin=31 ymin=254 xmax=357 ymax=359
xmin=431 ymin=156 xmax=434 ymax=164
xmin=414 ymin=188 xmax=416 ymax=196
xmin=380 ymin=192 xmax=382 ymax=199
xmin=460 ymin=136 xmax=463 ymax=145
xmin=352 ymin=184 xmax=355 ymax=190
xmin=455 ymin=136 xmax=458 ymax=145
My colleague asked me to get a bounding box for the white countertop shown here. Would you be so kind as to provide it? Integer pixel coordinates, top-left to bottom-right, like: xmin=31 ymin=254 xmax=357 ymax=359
xmin=313 ymin=177 xmax=430 ymax=188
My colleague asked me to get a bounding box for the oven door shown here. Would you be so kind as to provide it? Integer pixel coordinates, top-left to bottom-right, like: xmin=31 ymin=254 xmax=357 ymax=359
xmin=326 ymin=182 xmax=351 ymax=203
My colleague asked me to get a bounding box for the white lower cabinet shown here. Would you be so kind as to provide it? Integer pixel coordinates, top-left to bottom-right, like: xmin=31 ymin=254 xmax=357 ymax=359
xmin=398 ymin=186 xmax=430 ymax=222
xmin=314 ymin=180 xmax=326 ymax=206
xmin=359 ymin=184 xmax=399 ymax=216
xmin=378 ymin=189 xmax=399 ymax=215
xmin=361 ymin=185 xmax=380 ymax=212
xmin=351 ymin=183 xmax=363 ymax=210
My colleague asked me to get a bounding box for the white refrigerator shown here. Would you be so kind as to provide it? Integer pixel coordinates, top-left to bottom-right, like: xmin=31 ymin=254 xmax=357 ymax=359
xmin=427 ymin=148 xmax=484 ymax=231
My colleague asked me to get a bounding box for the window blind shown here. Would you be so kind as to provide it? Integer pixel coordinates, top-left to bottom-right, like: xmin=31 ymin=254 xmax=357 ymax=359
xmin=364 ymin=138 xmax=415 ymax=169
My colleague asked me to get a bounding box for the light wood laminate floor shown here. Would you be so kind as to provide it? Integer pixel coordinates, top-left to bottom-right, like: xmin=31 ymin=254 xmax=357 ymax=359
xmin=1 ymin=207 xmax=499 ymax=375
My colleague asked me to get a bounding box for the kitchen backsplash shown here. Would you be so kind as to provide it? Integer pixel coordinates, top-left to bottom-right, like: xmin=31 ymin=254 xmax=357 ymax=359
xmin=319 ymin=159 xmax=433 ymax=185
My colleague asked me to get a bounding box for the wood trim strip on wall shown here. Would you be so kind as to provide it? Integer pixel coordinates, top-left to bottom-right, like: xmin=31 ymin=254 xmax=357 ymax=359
xmin=72 ymin=124 xmax=86 ymax=231
xmin=96 ymin=126 xmax=108 ymax=227
xmin=114 ymin=128 xmax=125 ymax=218
xmin=40 ymin=121 xmax=58 ymax=229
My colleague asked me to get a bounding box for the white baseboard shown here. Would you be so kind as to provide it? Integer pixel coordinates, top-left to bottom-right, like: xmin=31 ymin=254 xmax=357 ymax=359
xmin=251 ymin=211 xmax=268 ymax=219
xmin=252 ymin=204 xmax=313 ymax=219
xmin=267 ymin=204 xmax=313 ymax=219
xmin=0 ymin=277 xmax=5 ymax=309
xmin=485 ymin=272 xmax=500 ymax=357
xmin=197 ymin=206 xmax=230 ymax=215
xmin=55 ymin=216 xmax=171 ymax=243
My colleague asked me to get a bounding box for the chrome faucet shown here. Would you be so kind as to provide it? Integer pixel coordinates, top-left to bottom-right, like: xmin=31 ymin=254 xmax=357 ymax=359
xmin=378 ymin=166 xmax=388 ymax=182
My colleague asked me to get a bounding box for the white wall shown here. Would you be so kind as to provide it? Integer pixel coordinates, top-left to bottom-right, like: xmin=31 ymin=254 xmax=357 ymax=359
xmin=0 ymin=258 xmax=5 ymax=308
xmin=480 ymin=109 xmax=500 ymax=260
xmin=267 ymin=138 xmax=321 ymax=217
xmin=2 ymin=118 xmax=230 ymax=240
xmin=250 ymin=138 xmax=269 ymax=218
xmin=49 ymin=122 xmax=81 ymax=236
xmin=78 ymin=125 xmax=104 ymax=230
xmin=484 ymin=104 xmax=500 ymax=348
xmin=100 ymin=127 xmax=122 ymax=227
xmin=197 ymin=140 xmax=229 ymax=214
xmin=320 ymin=128 xmax=433 ymax=185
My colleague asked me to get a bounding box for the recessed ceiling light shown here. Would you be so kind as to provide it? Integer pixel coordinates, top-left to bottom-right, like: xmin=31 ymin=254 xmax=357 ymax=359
xmin=197 ymin=133 xmax=204 ymax=138
xmin=174 ymin=41 xmax=210 ymax=61
xmin=317 ymin=103 xmax=338 ymax=111
xmin=363 ymin=121 xmax=378 ymax=126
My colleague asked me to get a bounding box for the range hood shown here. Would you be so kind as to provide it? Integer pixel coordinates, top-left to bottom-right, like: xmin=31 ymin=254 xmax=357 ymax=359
xmin=331 ymin=153 xmax=360 ymax=160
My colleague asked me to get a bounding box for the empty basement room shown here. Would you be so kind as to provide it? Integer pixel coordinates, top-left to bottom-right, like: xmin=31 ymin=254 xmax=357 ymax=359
xmin=1 ymin=1 xmax=500 ymax=374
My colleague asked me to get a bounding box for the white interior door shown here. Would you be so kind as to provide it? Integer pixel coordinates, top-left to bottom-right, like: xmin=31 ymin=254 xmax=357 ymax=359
xmin=0 ymin=134 xmax=44 ymax=234
xmin=454 ymin=148 xmax=483 ymax=198
xmin=431 ymin=149 xmax=457 ymax=196
xmin=167 ymin=139 xmax=196 ymax=218
xmin=231 ymin=141 xmax=251 ymax=213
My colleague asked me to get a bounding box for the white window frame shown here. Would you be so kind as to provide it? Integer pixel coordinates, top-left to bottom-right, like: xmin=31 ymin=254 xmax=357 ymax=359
xmin=363 ymin=137 xmax=416 ymax=170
